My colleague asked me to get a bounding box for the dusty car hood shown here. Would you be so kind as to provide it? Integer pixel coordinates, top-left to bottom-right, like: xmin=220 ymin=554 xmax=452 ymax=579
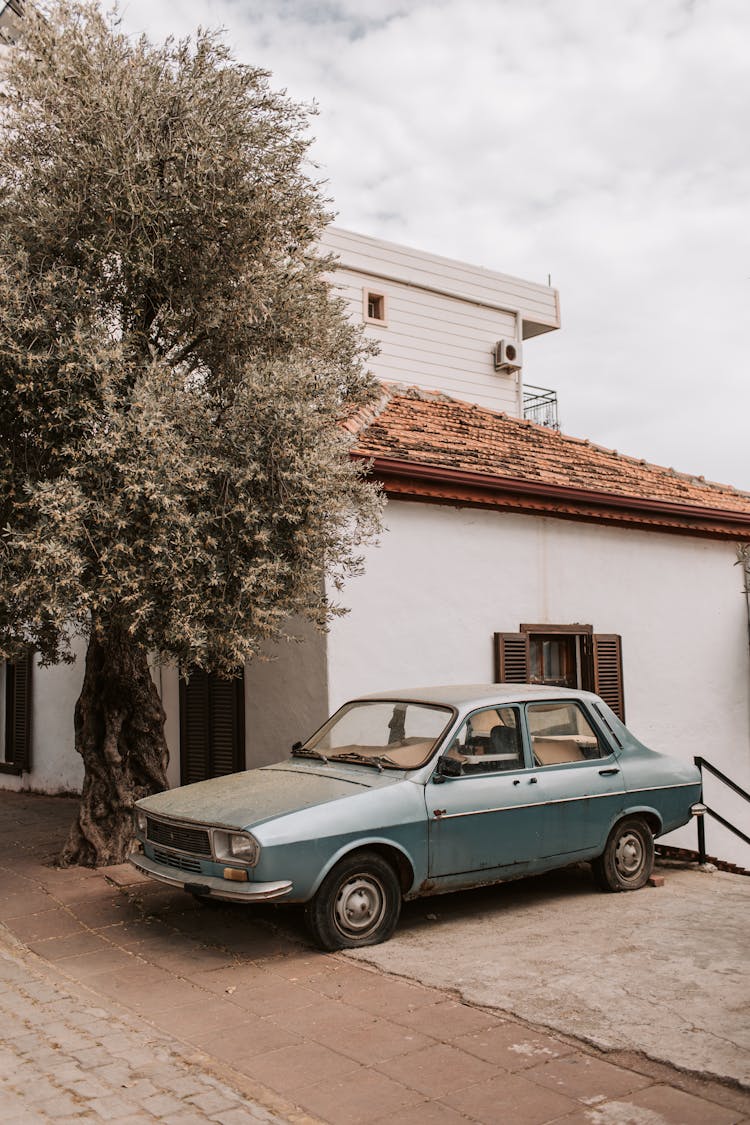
xmin=137 ymin=761 xmax=396 ymax=831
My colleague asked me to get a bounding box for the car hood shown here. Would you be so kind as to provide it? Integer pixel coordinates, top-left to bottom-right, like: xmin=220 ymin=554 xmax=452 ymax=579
xmin=137 ymin=760 xmax=400 ymax=831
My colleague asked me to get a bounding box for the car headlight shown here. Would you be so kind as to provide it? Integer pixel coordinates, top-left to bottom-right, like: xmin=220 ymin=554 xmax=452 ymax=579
xmin=133 ymin=808 xmax=147 ymax=837
xmin=213 ymin=830 xmax=260 ymax=867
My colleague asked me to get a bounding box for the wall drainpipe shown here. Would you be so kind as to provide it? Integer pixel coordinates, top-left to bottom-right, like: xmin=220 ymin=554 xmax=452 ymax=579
xmin=736 ymin=544 xmax=750 ymax=736
xmin=737 ymin=544 xmax=750 ymax=656
xmin=514 ymin=311 xmax=524 ymax=417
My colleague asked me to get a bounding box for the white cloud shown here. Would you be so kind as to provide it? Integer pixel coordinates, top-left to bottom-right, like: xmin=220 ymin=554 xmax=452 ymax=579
xmin=119 ymin=0 xmax=750 ymax=487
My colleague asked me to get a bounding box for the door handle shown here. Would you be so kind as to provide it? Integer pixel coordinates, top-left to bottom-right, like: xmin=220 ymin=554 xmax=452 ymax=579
xmin=599 ymin=767 xmax=620 ymax=776
xmin=528 ymin=777 xmax=538 ymax=784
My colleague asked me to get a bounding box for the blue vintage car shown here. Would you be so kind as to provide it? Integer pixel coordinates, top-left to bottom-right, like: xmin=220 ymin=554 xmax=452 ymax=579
xmin=131 ymin=685 xmax=703 ymax=950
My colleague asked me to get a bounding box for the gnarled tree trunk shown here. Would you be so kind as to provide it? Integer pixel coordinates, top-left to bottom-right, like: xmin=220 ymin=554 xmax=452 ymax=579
xmin=61 ymin=618 xmax=169 ymax=867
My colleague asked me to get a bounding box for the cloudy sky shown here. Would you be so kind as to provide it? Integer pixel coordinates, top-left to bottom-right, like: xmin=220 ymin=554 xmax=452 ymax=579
xmin=119 ymin=0 xmax=749 ymax=489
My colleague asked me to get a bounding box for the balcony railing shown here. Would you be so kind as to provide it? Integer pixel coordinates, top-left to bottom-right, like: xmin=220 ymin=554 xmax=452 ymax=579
xmin=522 ymin=384 xmax=559 ymax=430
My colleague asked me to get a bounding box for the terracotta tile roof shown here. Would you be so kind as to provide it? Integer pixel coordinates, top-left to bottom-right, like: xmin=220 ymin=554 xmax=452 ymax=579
xmin=346 ymin=384 xmax=750 ymax=535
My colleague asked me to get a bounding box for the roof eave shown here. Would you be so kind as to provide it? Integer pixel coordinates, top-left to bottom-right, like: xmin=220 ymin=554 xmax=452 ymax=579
xmin=353 ymin=455 xmax=750 ymax=541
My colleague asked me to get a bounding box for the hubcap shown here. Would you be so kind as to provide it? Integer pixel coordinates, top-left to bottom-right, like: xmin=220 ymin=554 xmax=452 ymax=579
xmin=334 ymin=874 xmax=386 ymax=937
xmin=615 ymin=831 xmax=644 ymax=879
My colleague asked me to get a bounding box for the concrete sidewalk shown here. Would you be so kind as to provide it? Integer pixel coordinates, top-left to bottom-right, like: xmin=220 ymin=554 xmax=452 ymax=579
xmin=350 ymin=861 xmax=750 ymax=1086
xmin=1 ymin=791 xmax=748 ymax=1125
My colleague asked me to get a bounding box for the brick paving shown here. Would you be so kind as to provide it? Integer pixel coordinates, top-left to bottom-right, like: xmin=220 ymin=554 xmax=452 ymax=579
xmin=1 ymin=791 xmax=749 ymax=1124
xmin=0 ymin=935 xmax=289 ymax=1124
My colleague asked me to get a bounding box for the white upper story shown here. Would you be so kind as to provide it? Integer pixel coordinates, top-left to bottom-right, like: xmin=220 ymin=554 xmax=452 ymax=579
xmin=320 ymin=226 xmax=561 ymax=416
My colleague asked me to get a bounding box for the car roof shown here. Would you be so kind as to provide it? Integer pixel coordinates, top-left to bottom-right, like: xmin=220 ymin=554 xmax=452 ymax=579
xmin=356 ymin=684 xmax=600 ymax=709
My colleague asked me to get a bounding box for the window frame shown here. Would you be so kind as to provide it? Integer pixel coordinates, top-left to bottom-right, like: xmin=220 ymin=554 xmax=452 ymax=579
xmin=522 ymin=699 xmax=618 ymax=770
xmin=0 ymin=653 xmax=33 ymax=776
xmin=179 ymin=666 xmax=246 ymax=784
xmin=304 ymin=698 xmax=456 ymax=771
xmin=363 ymin=288 xmax=388 ymax=326
xmin=494 ymin=625 xmax=625 ymax=722
xmin=441 ymin=704 xmax=530 ymax=777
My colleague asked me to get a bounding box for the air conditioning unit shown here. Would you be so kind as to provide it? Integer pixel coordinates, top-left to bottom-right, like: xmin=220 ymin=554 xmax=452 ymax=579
xmin=493 ymin=338 xmax=523 ymax=372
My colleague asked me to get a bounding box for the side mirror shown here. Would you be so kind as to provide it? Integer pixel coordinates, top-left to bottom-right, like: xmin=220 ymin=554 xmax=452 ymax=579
xmin=436 ymin=756 xmax=462 ymax=779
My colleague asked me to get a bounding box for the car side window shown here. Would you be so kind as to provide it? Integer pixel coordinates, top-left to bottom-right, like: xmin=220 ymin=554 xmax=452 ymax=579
xmin=526 ymin=702 xmax=606 ymax=766
xmin=445 ymin=707 xmax=525 ymax=774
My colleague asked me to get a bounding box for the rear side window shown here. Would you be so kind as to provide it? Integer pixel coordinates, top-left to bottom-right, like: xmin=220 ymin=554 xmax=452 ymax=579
xmin=526 ymin=702 xmax=606 ymax=766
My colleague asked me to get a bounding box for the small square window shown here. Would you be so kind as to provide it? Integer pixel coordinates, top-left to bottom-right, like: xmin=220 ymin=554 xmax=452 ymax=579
xmin=363 ymin=289 xmax=387 ymax=325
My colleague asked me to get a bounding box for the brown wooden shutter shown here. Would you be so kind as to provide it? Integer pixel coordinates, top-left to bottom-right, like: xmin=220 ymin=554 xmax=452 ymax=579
xmin=208 ymin=676 xmax=244 ymax=777
xmin=180 ymin=669 xmax=210 ymax=785
xmin=494 ymin=633 xmax=530 ymax=683
xmin=180 ymin=668 xmax=245 ymax=784
xmin=3 ymin=653 xmax=33 ymax=774
xmin=593 ymin=634 xmax=625 ymax=722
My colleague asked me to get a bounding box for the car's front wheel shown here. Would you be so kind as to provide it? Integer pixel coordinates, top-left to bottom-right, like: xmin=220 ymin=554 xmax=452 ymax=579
xmin=305 ymin=850 xmax=402 ymax=951
xmin=592 ymin=816 xmax=654 ymax=892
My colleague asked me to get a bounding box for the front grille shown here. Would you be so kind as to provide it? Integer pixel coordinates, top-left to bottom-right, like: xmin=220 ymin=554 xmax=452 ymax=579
xmin=146 ymin=816 xmax=211 ymax=857
xmin=152 ymin=847 xmax=203 ymax=873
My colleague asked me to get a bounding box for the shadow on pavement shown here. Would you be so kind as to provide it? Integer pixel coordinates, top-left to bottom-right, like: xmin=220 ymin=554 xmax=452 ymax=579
xmin=1 ymin=790 xmax=748 ymax=1125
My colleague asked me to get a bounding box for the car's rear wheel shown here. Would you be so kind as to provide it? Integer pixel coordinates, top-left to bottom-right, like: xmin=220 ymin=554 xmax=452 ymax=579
xmin=592 ymin=816 xmax=654 ymax=892
xmin=305 ymin=851 xmax=402 ymax=951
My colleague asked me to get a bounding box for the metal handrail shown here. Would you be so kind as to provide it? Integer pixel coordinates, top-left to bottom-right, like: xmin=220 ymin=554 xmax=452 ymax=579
xmin=522 ymin=384 xmax=559 ymax=430
xmin=693 ymin=756 xmax=750 ymax=863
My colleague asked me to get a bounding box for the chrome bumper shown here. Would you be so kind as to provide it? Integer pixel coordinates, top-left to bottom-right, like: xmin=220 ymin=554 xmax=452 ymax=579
xmin=129 ymin=853 xmax=293 ymax=902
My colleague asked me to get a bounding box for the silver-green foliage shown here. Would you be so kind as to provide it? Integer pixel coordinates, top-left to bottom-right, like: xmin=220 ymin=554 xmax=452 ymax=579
xmin=0 ymin=1 xmax=382 ymax=674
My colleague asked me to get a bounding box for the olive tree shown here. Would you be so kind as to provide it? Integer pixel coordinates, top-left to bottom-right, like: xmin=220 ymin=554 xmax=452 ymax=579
xmin=0 ymin=2 xmax=381 ymax=864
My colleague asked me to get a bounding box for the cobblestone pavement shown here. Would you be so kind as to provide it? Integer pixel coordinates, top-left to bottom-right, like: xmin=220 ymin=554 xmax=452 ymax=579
xmin=0 ymin=933 xmax=291 ymax=1124
xmin=2 ymin=791 xmax=749 ymax=1125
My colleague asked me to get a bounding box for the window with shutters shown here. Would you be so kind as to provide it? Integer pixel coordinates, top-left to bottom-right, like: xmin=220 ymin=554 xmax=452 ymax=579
xmin=494 ymin=625 xmax=625 ymax=722
xmin=179 ymin=668 xmax=245 ymax=785
xmin=0 ymin=653 xmax=33 ymax=775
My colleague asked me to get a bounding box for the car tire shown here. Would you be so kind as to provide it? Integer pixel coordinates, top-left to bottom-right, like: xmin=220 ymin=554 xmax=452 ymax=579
xmin=592 ymin=816 xmax=654 ymax=892
xmin=305 ymin=850 xmax=402 ymax=951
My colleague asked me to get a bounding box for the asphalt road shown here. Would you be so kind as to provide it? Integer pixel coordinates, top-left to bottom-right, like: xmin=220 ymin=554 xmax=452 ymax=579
xmin=346 ymin=862 xmax=750 ymax=1087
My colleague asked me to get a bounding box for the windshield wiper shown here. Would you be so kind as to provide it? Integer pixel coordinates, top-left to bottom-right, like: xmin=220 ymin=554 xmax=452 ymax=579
xmin=329 ymin=752 xmax=382 ymax=771
xmin=329 ymin=752 xmax=400 ymax=772
xmin=291 ymin=745 xmax=329 ymax=764
xmin=373 ymin=754 xmax=400 ymax=768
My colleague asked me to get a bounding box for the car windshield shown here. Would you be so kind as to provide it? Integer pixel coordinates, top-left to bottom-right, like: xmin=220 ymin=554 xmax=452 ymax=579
xmin=304 ymin=700 xmax=454 ymax=770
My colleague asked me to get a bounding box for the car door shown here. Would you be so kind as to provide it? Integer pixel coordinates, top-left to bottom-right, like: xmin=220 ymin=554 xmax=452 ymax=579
xmin=425 ymin=704 xmax=539 ymax=879
xmin=519 ymin=700 xmax=627 ymax=858
xmin=425 ymin=700 xmax=627 ymax=880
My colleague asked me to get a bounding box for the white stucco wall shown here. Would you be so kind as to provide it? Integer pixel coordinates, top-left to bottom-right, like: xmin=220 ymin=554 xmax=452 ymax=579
xmin=159 ymin=664 xmax=181 ymax=790
xmin=2 ymin=617 xmax=329 ymax=796
xmin=245 ymin=617 xmax=329 ymax=770
xmin=325 ymin=501 xmax=750 ymax=867
xmin=0 ymin=647 xmax=181 ymax=793
xmin=2 ymin=639 xmax=87 ymax=794
xmin=160 ymin=619 xmax=329 ymax=787
xmin=6 ymin=500 xmax=747 ymax=869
